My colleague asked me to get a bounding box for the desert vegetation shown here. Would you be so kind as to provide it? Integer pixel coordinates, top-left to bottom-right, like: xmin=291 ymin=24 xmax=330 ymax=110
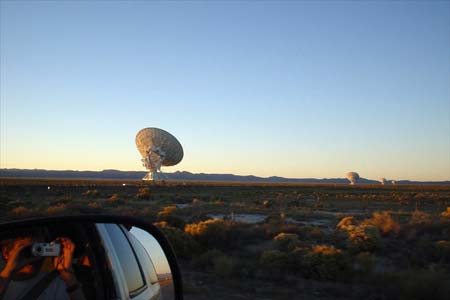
xmin=0 ymin=178 xmax=449 ymax=299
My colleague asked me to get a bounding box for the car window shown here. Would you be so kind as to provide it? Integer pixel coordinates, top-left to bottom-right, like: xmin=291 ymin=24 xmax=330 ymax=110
xmin=127 ymin=229 xmax=159 ymax=284
xmin=104 ymin=223 xmax=145 ymax=295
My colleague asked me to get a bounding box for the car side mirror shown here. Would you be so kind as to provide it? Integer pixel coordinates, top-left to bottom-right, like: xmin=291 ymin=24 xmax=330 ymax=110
xmin=0 ymin=215 xmax=183 ymax=300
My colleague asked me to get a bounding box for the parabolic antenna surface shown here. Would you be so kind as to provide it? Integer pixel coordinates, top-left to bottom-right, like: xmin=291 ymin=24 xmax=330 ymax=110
xmin=346 ymin=172 xmax=360 ymax=185
xmin=136 ymin=127 xmax=183 ymax=180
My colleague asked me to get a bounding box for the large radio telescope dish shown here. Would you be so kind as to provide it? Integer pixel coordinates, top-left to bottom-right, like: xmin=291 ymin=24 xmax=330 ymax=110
xmin=346 ymin=172 xmax=360 ymax=185
xmin=136 ymin=127 xmax=183 ymax=181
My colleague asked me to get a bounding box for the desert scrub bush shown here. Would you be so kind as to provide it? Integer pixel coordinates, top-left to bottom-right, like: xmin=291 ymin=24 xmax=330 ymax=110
xmin=159 ymin=205 xmax=177 ymax=215
xmin=399 ymin=268 xmax=450 ymax=300
xmin=307 ymin=226 xmax=324 ymax=241
xmin=353 ymin=252 xmax=376 ymax=276
xmin=409 ymin=210 xmax=432 ymax=225
xmin=336 ymin=216 xmax=357 ymax=231
xmin=213 ymin=255 xmax=237 ymax=278
xmin=192 ymin=198 xmax=202 ymax=205
xmin=193 ymin=249 xmax=237 ymax=278
xmin=88 ymin=201 xmax=102 ymax=210
xmin=263 ymin=213 xmax=284 ymax=236
xmin=273 ymin=233 xmax=300 ymax=252
xmin=108 ymin=194 xmax=120 ymax=203
xmin=440 ymin=207 xmax=450 ymax=218
xmin=49 ymin=196 xmax=73 ymax=206
xmin=193 ymin=249 xmax=224 ymax=269
xmin=46 ymin=203 xmax=68 ymax=215
xmin=157 ymin=206 xmax=185 ymax=229
xmin=407 ymin=234 xmax=444 ymax=267
xmin=107 ymin=194 xmax=122 ymax=204
xmin=9 ymin=206 xmax=33 ymax=217
xmin=435 ymin=240 xmax=450 ymax=262
xmin=155 ymin=223 xmax=199 ymax=259
xmin=347 ymin=225 xmax=382 ymax=253
xmin=259 ymin=250 xmax=291 ymax=279
xmin=312 ymin=244 xmax=342 ymax=255
xmin=262 ymin=200 xmax=272 ymax=208
xmin=136 ymin=187 xmax=151 ymax=199
xmin=362 ymin=212 xmax=400 ymax=236
xmin=403 ymin=219 xmax=450 ymax=239
xmin=6 ymin=200 xmax=28 ymax=209
xmin=83 ymin=189 xmax=99 ymax=197
xmin=279 ymin=224 xmax=305 ymax=237
xmin=185 ymin=219 xmax=235 ymax=249
xmin=378 ymin=268 xmax=450 ymax=300
xmin=301 ymin=245 xmax=352 ymax=281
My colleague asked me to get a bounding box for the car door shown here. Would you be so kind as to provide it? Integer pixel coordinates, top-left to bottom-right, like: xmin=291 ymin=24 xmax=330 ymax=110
xmin=96 ymin=223 xmax=162 ymax=300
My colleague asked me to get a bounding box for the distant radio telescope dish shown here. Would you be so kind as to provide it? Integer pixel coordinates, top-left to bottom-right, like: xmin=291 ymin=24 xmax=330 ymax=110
xmin=346 ymin=172 xmax=360 ymax=185
xmin=136 ymin=127 xmax=183 ymax=181
xmin=379 ymin=178 xmax=387 ymax=185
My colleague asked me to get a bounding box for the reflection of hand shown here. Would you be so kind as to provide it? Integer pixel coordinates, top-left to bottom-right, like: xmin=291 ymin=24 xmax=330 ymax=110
xmin=53 ymin=237 xmax=76 ymax=283
xmin=0 ymin=237 xmax=33 ymax=278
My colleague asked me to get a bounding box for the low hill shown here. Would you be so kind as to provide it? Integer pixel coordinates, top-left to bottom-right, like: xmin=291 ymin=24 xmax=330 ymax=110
xmin=1 ymin=168 xmax=448 ymax=185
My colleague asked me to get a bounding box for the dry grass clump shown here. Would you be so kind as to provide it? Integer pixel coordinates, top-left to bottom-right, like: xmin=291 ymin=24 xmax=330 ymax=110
xmin=362 ymin=212 xmax=400 ymax=236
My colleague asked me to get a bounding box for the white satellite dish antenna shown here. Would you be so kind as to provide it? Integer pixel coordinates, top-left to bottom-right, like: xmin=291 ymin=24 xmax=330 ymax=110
xmin=135 ymin=127 xmax=183 ymax=181
xmin=346 ymin=172 xmax=360 ymax=185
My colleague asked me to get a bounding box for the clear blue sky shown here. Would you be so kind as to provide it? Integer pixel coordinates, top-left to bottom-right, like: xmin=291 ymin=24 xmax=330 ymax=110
xmin=1 ymin=1 xmax=449 ymax=181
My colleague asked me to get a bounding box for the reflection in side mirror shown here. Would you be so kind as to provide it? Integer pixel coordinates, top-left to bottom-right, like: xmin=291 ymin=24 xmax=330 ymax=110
xmin=129 ymin=226 xmax=174 ymax=300
xmin=0 ymin=216 xmax=182 ymax=300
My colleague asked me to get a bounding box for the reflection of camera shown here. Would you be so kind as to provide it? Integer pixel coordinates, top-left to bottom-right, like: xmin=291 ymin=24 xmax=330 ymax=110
xmin=31 ymin=243 xmax=61 ymax=256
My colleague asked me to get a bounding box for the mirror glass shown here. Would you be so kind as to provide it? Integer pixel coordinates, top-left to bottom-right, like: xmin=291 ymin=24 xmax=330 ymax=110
xmin=0 ymin=221 xmax=176 ymax=300
xmin=129 ymin=226 xmax=174 ymax=300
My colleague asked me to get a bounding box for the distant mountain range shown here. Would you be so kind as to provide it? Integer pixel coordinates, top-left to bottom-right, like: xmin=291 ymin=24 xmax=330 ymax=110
xmin=1 ymin=168 xmax=449 ymax=185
